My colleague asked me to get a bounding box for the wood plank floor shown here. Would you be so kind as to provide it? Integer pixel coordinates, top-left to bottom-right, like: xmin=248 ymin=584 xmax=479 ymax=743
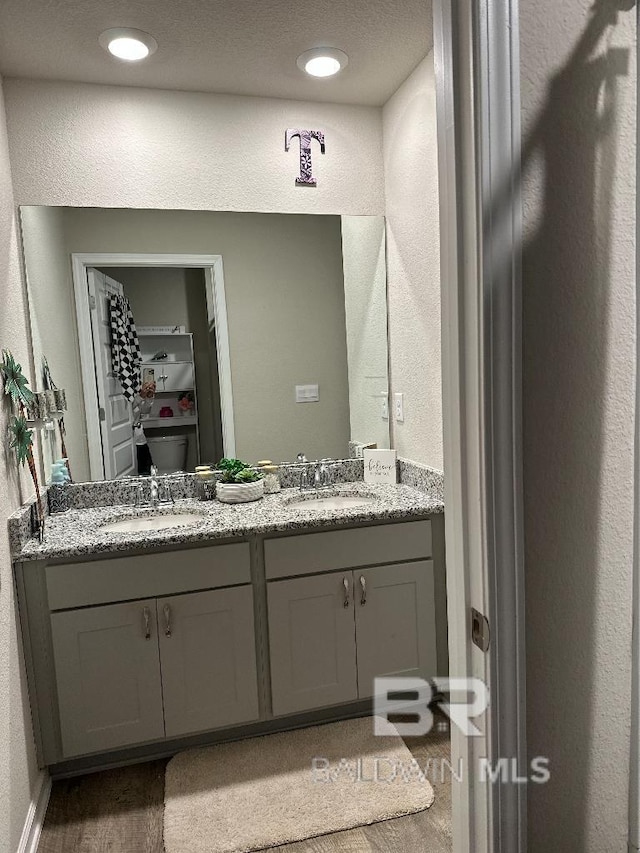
xmin=38 ymin=720 xmax=451 ymax=853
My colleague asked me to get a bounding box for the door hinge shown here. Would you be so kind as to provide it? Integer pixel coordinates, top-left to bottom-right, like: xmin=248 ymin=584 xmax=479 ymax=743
xmin=98 ymin=406 xmax=106 ymax=422
xmin=89 ymin=294 xmax=97 ymax=310
xmin=471 ymin=607 xmax=490 ymax=652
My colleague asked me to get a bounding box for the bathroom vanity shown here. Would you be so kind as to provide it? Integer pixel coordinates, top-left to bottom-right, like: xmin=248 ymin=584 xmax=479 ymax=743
xmin=12 ymin=482 xmax=445 ymax=775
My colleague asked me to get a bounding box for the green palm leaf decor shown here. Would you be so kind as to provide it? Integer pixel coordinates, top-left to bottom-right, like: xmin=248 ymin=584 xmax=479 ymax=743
xmin=1 ymin=349 xmax=44 ymax=540
xmin=1 ymin=350 xmax=34 ymax=406
xmin=9 ymin=414 xmax=33 ymax=466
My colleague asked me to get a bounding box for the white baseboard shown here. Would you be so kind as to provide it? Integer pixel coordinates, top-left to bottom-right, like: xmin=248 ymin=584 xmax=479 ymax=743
xmin=16 ymin=770 xmax=51 ymax=853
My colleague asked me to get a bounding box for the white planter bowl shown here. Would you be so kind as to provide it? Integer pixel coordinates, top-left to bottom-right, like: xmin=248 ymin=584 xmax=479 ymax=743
xmin=216 ymin=479 xmax=264 ymax=504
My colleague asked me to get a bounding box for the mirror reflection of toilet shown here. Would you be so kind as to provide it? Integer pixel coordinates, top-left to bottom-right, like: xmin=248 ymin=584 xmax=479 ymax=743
xmin=146 ymin=435 xmax=188 ymax=474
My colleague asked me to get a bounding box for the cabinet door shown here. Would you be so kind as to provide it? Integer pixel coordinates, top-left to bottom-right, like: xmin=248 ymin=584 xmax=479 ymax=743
xmin=355 ymin=561 xmax=437 ymax=698
xmin=158 ymin=587 xmax=259 ymax=737
xmin=268 ymin=573 xmax=357 ymax=716
xmin=51 ymin=600 xmax=165 ymax=758
xmin=155 ymin=362 xmax=194 ymax=391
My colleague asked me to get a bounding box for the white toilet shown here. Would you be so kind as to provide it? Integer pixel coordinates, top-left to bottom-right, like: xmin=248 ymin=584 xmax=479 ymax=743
xmin=147 ymin=435 xmax=189 ymax=474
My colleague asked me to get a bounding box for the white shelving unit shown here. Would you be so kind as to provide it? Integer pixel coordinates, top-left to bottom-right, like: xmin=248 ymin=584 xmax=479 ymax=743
xmin=138 ymin=331 xmax=200 ymax=465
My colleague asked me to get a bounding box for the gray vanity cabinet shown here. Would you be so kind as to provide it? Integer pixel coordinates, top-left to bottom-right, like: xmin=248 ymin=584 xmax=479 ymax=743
xmin=50 ymin=584 xmax=260 ymax=758
xmin=267 ymin=563 xmax=436 ymax=716
xmin=265 ymin=521 xmax=437 ymax=718
xmin=20 ymin=520 xmax=442 ymax=770
xmin=158 ymin=586 xmax=259 ymax=737
xmin=267 ymin=572 xmax=358 ymax=716
xmin=50 ymin=599 xmax=165 ymax=757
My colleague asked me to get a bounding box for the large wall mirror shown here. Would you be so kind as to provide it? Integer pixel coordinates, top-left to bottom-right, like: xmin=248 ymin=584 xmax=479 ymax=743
xmin=20 ymin=207 xmax=390 ymax=483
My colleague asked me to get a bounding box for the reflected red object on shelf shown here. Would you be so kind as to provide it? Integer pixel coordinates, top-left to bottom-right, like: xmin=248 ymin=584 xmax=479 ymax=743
xmin=159 ymin=406 xmax=174 ymax=418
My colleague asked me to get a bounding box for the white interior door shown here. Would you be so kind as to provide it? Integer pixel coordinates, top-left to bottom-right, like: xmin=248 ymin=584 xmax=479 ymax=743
xmin=87 ymin=268 xmax=136 ymax=480
xmin=434 ymin=0 xmax=527 ymax=848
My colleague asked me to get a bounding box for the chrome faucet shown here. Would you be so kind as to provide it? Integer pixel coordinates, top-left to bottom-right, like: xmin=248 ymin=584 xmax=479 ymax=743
xmin=299 ymin=465 xmax=312 ymax=490
xmin=318 ymin=459 xmax=333 ymax=488
xmin=299 ymin=459 xmax=334 ymax=491
xmin=150 ymin=465 xmax=159 ymax=508
xmin=133 ymin=466 xmax=175 ymax=509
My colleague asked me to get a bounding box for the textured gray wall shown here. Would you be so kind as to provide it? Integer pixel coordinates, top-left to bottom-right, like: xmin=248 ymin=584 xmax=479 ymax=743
xmin=521 ymin=1 xmax=636 ymax=849
xmin=3 ymin=79 xmax=384 ymax=215
xmin=383 ymin=51 xmax=442 ymax=469
xmin=0 ymin=77 xmax=40 ymax=853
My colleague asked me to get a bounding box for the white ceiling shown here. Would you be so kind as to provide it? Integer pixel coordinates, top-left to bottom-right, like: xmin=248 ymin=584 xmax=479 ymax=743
xmin=0 ymin=0 xmax=433 ymax=107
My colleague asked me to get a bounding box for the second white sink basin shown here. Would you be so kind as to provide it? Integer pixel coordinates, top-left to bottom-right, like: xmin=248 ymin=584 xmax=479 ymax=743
xmin=100 ymin=513 xmax=205 ymax=534
xmin=288 ymin=494 xmax=378 ymax=511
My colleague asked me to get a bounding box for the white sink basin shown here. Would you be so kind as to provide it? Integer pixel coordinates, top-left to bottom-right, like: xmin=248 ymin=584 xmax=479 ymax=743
xmin=100 ymin=513 xmax=205 ymax=533
xmin=288 ymin=494 xmax=378 ymax=511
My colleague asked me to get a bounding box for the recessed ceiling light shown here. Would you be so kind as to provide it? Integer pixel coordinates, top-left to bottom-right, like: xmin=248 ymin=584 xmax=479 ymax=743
xmin=99 ymin=28 xmax=158 ymax=62
xmin=296 ymin=48 xmax=349 ymax=78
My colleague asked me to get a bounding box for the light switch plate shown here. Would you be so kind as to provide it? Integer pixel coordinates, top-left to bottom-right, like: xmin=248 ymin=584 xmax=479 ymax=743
xmin=394 ymin=392 xmax=404 ymax=422
xmin=295 ymin=384 xmax=319 ymax=403
xmin=381 ymin=394 xmax=389 ymax=420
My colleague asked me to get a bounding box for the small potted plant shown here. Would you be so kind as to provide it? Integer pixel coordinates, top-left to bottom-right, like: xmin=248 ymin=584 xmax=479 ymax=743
xmin=216 ymin=458 xmax=264 ymax=504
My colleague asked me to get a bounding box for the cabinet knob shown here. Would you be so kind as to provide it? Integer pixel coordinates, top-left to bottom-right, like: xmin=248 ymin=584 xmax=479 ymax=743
xmin=163 ymin=603 xmax=172 ymax=638
xmin=343 ymin=577 xmax=350 ymax=609
xmin=360 ymin=576 xmax=367 ymax=606
xmin=142 ymin=606 xmax=151 ymax=640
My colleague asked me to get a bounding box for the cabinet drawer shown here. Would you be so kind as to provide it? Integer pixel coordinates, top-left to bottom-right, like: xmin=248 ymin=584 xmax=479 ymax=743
xmin=264 ymin=520 xmax=431 ymax=580
xmin=46 ymin=543 xmax=251 ymax=610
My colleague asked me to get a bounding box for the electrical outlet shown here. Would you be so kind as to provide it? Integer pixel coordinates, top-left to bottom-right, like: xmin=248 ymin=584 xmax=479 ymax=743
xmin=394 ymin=392 xmax=404 ymax=423
xmin=381 ymin=394 xmax=389 ymax=420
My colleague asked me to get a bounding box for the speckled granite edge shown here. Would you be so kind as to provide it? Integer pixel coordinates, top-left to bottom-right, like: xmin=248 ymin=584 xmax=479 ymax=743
xmin=7 ymin=487 xmax=50 ymax=554
xmin=8 ymin=458 xmax=443 ymax=559
xmin=278 ymin=459 xmax=363 ymax=489
xmin=397 ymin=459 xmax=444 ymax=501
xmin=50 ymin=459 xmax=365 ymax=512
xmin=15 ymin=482 xmax=444 ymax=562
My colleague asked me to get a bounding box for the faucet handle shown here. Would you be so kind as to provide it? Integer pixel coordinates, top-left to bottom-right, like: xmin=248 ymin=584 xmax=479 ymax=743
xmin=300 ymin=467 xmax=310 ymax=489
xmin=133 ymin=481 xmax=145 ymax=507
xmin=160 ymin=479 xmax=175 ymax=505
xmin=319 ymin=460 xmax=333 ymax=488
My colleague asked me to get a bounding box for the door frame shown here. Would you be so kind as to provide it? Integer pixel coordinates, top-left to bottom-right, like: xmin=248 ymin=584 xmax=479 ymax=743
xmin=71 ymin=253 xmax=236 ymax=480
xmin=434 ymin=0 xmax=526 ymax=850
xmin=630 ymin=3 xmax=640 ymax=849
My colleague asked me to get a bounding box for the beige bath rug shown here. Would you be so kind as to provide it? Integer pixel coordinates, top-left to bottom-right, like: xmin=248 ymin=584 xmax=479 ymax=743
xmin=163 ymin=716 xmax=434 ymax=853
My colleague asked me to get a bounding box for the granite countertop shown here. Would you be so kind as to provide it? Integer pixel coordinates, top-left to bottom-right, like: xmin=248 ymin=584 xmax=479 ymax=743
xmin=15 ymin=482 xmax=444 ymax=562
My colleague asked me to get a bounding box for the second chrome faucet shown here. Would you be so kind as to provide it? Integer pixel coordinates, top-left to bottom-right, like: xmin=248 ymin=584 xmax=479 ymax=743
xmin=299 ymin=459 xmax=334 ymax=491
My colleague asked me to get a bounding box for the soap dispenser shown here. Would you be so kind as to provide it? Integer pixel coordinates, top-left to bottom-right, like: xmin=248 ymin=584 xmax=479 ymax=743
xmin=257 ymin=460 xmax=281 ymax=494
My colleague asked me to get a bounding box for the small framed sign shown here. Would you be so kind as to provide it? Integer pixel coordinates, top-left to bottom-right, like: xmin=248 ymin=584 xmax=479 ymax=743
xmin=363 ymin=449 xmax=398 ymax=485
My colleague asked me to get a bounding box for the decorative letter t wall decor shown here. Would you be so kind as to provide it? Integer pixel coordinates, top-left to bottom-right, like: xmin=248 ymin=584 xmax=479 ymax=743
xmin=285 ymin=129 xmax=325 ymax=186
